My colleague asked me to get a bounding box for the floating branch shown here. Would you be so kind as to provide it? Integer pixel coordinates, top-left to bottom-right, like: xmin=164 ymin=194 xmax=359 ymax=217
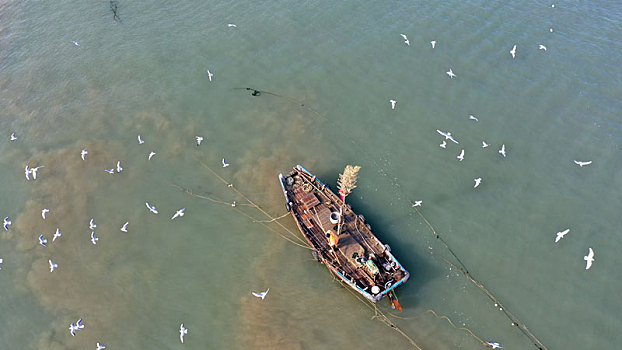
xmin=110 ymin=0 xmax=121 ymax=22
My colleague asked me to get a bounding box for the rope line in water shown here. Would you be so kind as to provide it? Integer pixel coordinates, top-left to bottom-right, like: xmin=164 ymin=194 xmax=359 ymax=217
xmin=426 ymin=310 xmax=488 ymax=347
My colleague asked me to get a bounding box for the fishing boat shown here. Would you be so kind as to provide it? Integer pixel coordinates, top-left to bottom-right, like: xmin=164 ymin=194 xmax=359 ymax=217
xmin=278 ymin=165 xmax=409 ymax=308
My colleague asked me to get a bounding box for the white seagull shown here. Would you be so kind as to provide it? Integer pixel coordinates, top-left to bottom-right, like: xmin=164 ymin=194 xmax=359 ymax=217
xmin=457 ymin=149 xmax=465 ymax=161
xmin=53 ymin=228 xmax=62 ymax=242
xmin=148 ymin=151 xmax=156 ymax=160
xmin=573 ymin=160 xmax=592 ymax=167
xmin=137 ymin=135 xmax=145 ymax=144
xmin=104 ymin=168 xmax=115 ymax=174
xmin=430 ymin=40 xmax=436 ymax=49
xmin=31 ymin=166 xmax=44 ymax=180
xmin=96 ymin=342 xmax=106 ymax=350
xmin=196 ymin=136 xmax=204 ymax=146
xmin=120 ymin=221 xmax=129 ymax=232
xmin=482 ymin=141 xmax=489 ymax=148
xmin=207 ymin=69 xmax=214 ymax=82
xmin=76 ymin=318 xmax=85 ymax=330
xmin=180 ymin=323 xmax=188 ymax=343
xmin=25 ymin=166 xmax=31 ymax=180
xmin=89 ymin=218 xmax=97 ymax=230
xmin=510 ymin=44 xmax=516 ymax=59
xmin=71 ymin=41 xmax=81 ymax=47
xmin=550 ymin=28 xmax=554 ymax=32
xmin=252 ymin=288 xmax=270 ymax=300
xmin=10 ymin=132 xmax=17 ymax=141
xmin=227 ymin=23 xmax=237 ymax=27
xmin=411 ymin=200 xmax=423 ymax=207
xmin=498 ymin=144 xmax=506 ymax=158
xmin=389 ymin=99 xmax=396 ymax=110
xmin=69 ymin=323 xmax=78 ymax=336
xmin=468 ymin=115 xmax=478 ymax=121
xmin=42 ymin=208 xmax=50 ymax=219
xmin=39 ymin=234 xmax=48 ymax=247
xmin=487 ymin=342 xmax=503 ymax=349
xmin=554 ymin=229 xmax=569 ymax=243
xmin=400 ymin=33 xmax=409 ymax=46
xmin=90 ymin=231 xmax=99 ymax=245
xmin=0 ymin=258 xmax=3 ymax=269
xmin=436 ymin=129 xmax=459 ymax=144
xmin=145 ymin=202 xmax=158 ymax=214
xmin=474 ymin=178 xmax=482 ymax=188
xmin=81 ymin=149 xmax=88 ymax=160
xmin=49 ymin=259 xmax=58 ymax=272
xmin=584 ymin=248 xmax=594 ymax=270
xmin=3 ymin=217 xmax=11 ymax=230
xmin=222 ymin=158 xmax=230 ymax=168
xmin=439 ymin=140 xmax=447 ymax=149
xmin=539 ymin=44 xmax=547 ymax=51
xmin=446 ymin=68 xmax=456 ymax=79
xmin=171 ymin=208 xmax=185 ymax=220
xmin=116 ymin=161 xmax=123 ymax=173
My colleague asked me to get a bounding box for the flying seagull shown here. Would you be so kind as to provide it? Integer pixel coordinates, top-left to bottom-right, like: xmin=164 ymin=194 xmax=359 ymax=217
xmin=76 ymin=318 xmax=85 ymax=330
xmin=446 ymin=68 xmax=456 ymax=79
xmin=468 ymin=115 xmax=478 ymax=121
xmin=227 ymin=23 xmax=237 ymax=27
xmin=487 ymin=342 xmax=503 ymax=349
xmin=120 ymin=221 xmax=129 ymax=232
xmin=222 ymin=158 xmax=230 ymax=168
xmin=474 ymin=178 xmax=482 ymax=188
xmin=439 ymin=140 xmax=447 ymax=149
xmin=81 ymin=149 xmax=88 ymax=160
xmin=116 ymin=161 xmax=123 ymax=173
xmin=69 ymin=323 xmax=78 ymax=336
xmin=145 ymin=202 xmax=158 ymax=214
xmin=498 ymin=144 xmax=506 ymax=158
xmin=457 ymin=149 xmax=465 ymax=161
xmin=436 ymin=129 xmax=459 ymax=144
xmin=510 ymin=44 xmax=516 ymax=59
xmin=584 ymin=247 xmax=594 ymax=270
xmin=207 ymin=69 xmax=214 ymax=82
xmin=171 ymin=208 xmax=185 ymax=220
xmin=104 ymin=168 xmax=115 ymax=174
xmin=137 ymin=135 xmax=145 ymax=144
xmin=0 ymin=258 xmax=3 ymax=270
xmin=554 ymin=229 xmax=569 ymax=243
xmin=389 ymin=99 xmax=396 ymax=110
xmin=196 ymin=136 xmax=203 ymax=146
xmin=411 ymin=200 xmax=422 ymax=207
xmin=3 ymin=217 xmax=11 ymax=231
xmin=482 ymin=141 xmax=489 ymax=148
xmin=539 ymin=44 xmax=547 ymax=51
xmin=31 ymin=166 xmax=44 ymax=180
xmin=430 ymin=40 xmax=436 ymax=49
xmin=400 ymin=33 xmax=409 ymax=46
xmin=71 ymin=41 xmax=81 ymax=47
xmin=49 ymin=259 xmax=58 ymax=272
xmin=573 ymin=160 xmax=592 ymax=167
xmin=96 ymin=342 xmax=106 ymax=350
xmin=39 ymin=234 xmax=48 ymax=247
xmin=180 ymin=323 xmax=188 ymax=343
xmin=10 ymin=132 xmax=17 ymax=141
xmin=252 ymin=288 xmax=270 ymax=300
xmin=25 ymin=166 xmax=31 ymax=180
xmin=42 ymin=208 xmax=50 ymax=219
xmin=148 ymin=151 xmax=156 ymax=160
xmin=90 ymin=232 xmax=99 ymax=245
xmin=53 ymin=228 xmax=62 ymax=242
xmin=89 ymin=218 xmax=97 ymax=230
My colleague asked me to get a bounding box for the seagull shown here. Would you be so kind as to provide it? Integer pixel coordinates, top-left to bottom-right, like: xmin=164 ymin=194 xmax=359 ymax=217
xmin=69 ymin=323 xmax=78 ymax=336
xmin=53 ymin=228 xmax=62 ymax=242
xmin=487 ymin=342 xmax=503 ymax=349
xmin=39 ymin=234 xmax=48 ymax=247
xmin=468 ymin=115 xmax=478 ymax=121
xmin=510 ymin=44 xmax=516 ymax=59
xmin=25 ymin=166 xmax=31 ymax=180
xmin=116 ymin=161 xmax=123 ymax=172
xmin=42 ymin=208 xmax=50 ymax=219
xmin=96 ymin=342 xmax=106 ymax=350
xmin=446 ymin=68 xmax=456 ymax=79
xmin=71 ymin=41 xmax=81 ymax=47
xmin=252 ymin=288 xmax=270 ymax=300
xmin=207 ymin=69 xmax=214 ymax=82
xmin=231 ymin=201 xmax=236 ymax=207
xmin=498 ymin=144 xmax=506 ymax=158
xmin=120 ymin=221 xmax=129 ymax=232
xmin=10 ymin=132 xmax=17 ymax=141
xmin=227 ymin=23 xmax=237 ymax=27
xmin=89 ymin=218 xmax=97 ymax=230
xmin=549 ymin=28 xmax=554 ymax=32
xmin=573 ymin=160 xmax=592 ymax=167
xmin=400 ymin=34 xmax=409 ymax=46
xmin=551 ymin=4 xmax=555 ymax=8
xmin=81 ymin=149 xmax=88 ymax=160
xmin=145 ymin=202 xmax=158 ymax=214
xmin=171 ymin=208 xmax=185 ymax=220
xmin=389 ymin=99 xmax=396 ymax=110
xmin=222 ymin=158 xmax=230 ymax=168
xmin=457 ymin=149 xmax=465 ymax=161
xmin=180 ymin=323 xmax=188 ymax=343
xmin=3 ymin=217 xmax=11 ymax=230
xmin=482 ymin=141 xmax=489 ymax=148
xmin=104 ymin=168 xmax=115 ymax=174
xmin=90 ymin=231 xmax=99 ymax=245
xmin=196 ymin=136 xmax=203 ymax=146
xmin=411 ymin=200 xmax=422 ymax=207
xmin=584 ymin=247 xmax=594 ymax=270
xmin=148 ymin=151 xmax=156 ymax=160
xmin=439 ymin=140 xmax=447 ymax=148
xmin=539 ymin=44 xmax=547 ymax=51
xmin=554 ymin=229 xmax=569 ymax=243
xmin=137 ymin=135 xmax=145 ymax=144
xmin=430 ymin=40 xmax=436 ymax=49
xmin=436 ymin=129 xmax=459 ymax=144
xmin=0 ymin=258 xmax=3 ymax=269
xmin=31 ymin=166 xmax=44 ymax=180
xmin=76 ymin=318 xmax=85 ymax=330
xmin=49 ymin=259 xmax=58 ymax=272
xmin=474 ymin=178 xmax=482 ymax=188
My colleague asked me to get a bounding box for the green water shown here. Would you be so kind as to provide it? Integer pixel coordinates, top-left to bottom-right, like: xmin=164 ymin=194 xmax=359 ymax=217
xmin=1 ymin=1 xmax=621 ymax=349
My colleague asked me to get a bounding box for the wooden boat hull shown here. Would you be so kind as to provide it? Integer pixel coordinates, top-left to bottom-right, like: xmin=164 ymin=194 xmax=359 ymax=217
xmin=279 ymin=165 xmax=409 ymax=303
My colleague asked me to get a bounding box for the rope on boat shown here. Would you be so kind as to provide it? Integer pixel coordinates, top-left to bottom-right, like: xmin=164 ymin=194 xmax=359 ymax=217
xmin=426 ymin=310 xmax=488 ymax=347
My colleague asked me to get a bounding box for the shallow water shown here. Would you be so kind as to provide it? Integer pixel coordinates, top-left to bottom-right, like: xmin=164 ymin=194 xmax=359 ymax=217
xmin=1 ymin=1 xmax=621 ymax=349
